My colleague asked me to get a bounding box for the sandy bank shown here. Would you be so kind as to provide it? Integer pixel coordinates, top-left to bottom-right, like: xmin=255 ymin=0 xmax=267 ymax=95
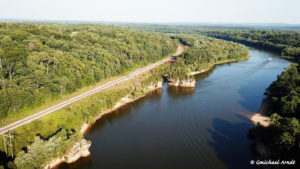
xmin=250 ymin=101 xmax=271 ymax=127
xmin=250 ymin=113 xmax=271 ymax=127
xmin=236 ymin=100 xmax=271 ymax=127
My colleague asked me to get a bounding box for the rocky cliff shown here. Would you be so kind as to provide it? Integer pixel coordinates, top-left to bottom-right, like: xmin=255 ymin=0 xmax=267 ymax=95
xmin=44 ymin=139 xmax=91 ymax=169
xmin=168 ymin=79 xmax=196 ymax=87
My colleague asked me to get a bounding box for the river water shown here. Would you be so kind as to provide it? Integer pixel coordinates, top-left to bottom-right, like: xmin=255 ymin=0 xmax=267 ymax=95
xmin=58 ymin=47 xmax=290 ymax=169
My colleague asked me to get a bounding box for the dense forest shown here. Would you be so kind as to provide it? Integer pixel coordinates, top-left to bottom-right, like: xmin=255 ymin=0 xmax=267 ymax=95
xmin=219 ymin=30 xmax=300 ymax=155
xmin=162 ymin=35 xmax=249 ymax=82
xmin=175 ymin=35 xmax=249 ymax=71
xmin=127 ymin=24 xmax=300 ymax=154
xmin=199 ymin=28 xmax=300 ymax=156
xmin=1 ymin=68 xmax=165 ymax=169
xmin=0 ymin=23 xmax=177 ymax=121
xmin=0 ymin=22 xmax=179 ymax=168
xmin=127 ymin=24 xmax=300 ymax=61
xmin=202 ymin=30 xmax=300 ymax=62
xmin=249 ymin=63 xmax=300 ymax=154
xmin=3 ymin=22 xmax=297 ymax=168
xmin=123 ymin=24 xmax=300 ymax=35
xmin=0 ymin=23 xmax=252 ymax=168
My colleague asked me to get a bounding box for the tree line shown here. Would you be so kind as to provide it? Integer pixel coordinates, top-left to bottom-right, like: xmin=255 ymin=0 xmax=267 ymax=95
xmin=162 ymin=34 xmax=249 ymax=82
xmin=126 ymin=24 xmax=300 ymax=156
xmin=196 ymin=28 xmax=300 ymax=157
xmin=0 ymin=22 xmax=178 ymax=168
xmin=249 ymin=63 xmax=300 ymax=154
xmin=0 ymin=23 xmax=177 ymax=120
xmin=0 ymin=23 xmax=251 ymax=168
xmin=202 ymin=30 xmax=300 ymax=62
xmin=224 ymin=30 xmax=300 ymax=156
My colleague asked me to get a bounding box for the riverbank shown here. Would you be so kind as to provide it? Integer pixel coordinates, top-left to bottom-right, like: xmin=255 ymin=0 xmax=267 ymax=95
xmin=81 ymin=81 xmax=163 ymax=135
xmin=189 ymin=53 xmax=251 ymax=76
xmin=54 ymin=42 xmax=293 ymax=169
xmin=48 ymin=82 xmax=163 ymax=169
xmin=169 ymin=54 xmax=251 ymax=88
xmin=44 ymin=139 xmax=91 ymax=169
xmin=0 ymin=43 xmax=180 ymax=168
xmin=53 ymin=54 xmax=251 ymax=168
xmin=54 ymin=53 xmax=247 ymax=167
xmin=237 ymin=101 xmax=272 ymax=127
xmin=168 ymin=79 xmax=196 ymax=87
xmin=250 ymin=101 xmax=271 ymax=127
xmin=251 ymin=113 xmax=271 ymax=127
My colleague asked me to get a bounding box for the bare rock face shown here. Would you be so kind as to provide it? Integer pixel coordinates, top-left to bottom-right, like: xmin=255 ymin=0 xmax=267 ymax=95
xmin=45 ymin=81 xmax=165 ymax=169
xmin=44 ymin=139 xmax=91 ymax=169
xmin=148 ymin=81 xmax=163 ymax=90
xmin=168 ymin=79 xmax=196 ymax=87
xmin=65 ymin=139 xmax=91 ymax=163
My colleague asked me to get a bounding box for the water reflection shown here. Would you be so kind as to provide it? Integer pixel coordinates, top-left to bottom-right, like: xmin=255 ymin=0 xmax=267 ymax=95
xmin=58 ymin=47 xmax=291 ymax=169
xmin=208 ymin=118 xmax=253 ymax=169
xmin=59 ymin=157 xmax=92 ymax=169
xmin=167 ymin=86 xmax=195 ymax=98
xmin=86 ymin=88 xmax=163 ymax=135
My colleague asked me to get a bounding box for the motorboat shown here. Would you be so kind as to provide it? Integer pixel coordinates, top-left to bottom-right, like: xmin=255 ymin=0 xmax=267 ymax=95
xmin=268 ymin=58 xmax=272 ymax=62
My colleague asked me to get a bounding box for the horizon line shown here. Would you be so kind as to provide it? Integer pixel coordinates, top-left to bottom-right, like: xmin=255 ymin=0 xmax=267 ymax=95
xmin=1 ymin=18 xmax=300 ymax=27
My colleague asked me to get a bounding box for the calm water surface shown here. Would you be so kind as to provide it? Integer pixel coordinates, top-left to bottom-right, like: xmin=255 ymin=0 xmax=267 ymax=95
xmin=58 ymin=47 xmax=290 ymax=169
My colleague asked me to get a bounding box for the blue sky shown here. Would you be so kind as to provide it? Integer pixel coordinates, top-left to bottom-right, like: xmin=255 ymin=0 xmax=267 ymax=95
xmin=0 ymin=0 xmax=299 ymax=24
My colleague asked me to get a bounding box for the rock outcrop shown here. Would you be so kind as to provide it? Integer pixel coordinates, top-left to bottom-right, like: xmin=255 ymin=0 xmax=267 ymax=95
xmin=45 ymin=81 xmax=164 ymax=169
xmin=44 ymin=139 xmax=91 ymax=169
xmin=168 ymin=79 xmax=196 ymax=87
xmin=148 ymin=81 xmax=163 ymax=90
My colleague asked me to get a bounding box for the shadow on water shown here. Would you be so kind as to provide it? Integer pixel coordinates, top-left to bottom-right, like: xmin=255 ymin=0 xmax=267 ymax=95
xmin=167 ymin=86 xmax=195 ymax=98
xmin=57 ymin=89 xmax=164 ymax=169
xmin=237 ymin=60 xmax=290 ymax=113
xmin=85 ymin=88 xmax=163 ymax=135
xmin=58 ymin=157 xmax=92 ymax=169
xmin=208 ymin=118 xmax=258 ymax=169
xmin=58 ymin=47 xmax=293 ymax=169
xmin=195 ymin=60 xmax=270 ymax=95
xmin=237 ymin=79 xmax=266 ymax=113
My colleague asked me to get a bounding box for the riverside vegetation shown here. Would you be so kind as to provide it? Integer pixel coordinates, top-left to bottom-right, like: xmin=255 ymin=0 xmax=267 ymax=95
xmin=248 ymin=63 xmax=300 ymax=156
xmin=0 ymin=23 xmax=249 ymax=169
xmin=200 ymin=29 xmax=300 ymax=156
xmin=205 ymin=29 xmax=300 ymax=157
xmin=161 ymin=35 xmax=249 ymax=87
xmin=128 ymin=24 xmax=300 ymax=155
xmin=0 ymin=22 xmax=177 ymax=168
xmin=0 ymin=23 xmax=176 ymax=122
xmin=202 ymin=30 xmax=300 ymax=62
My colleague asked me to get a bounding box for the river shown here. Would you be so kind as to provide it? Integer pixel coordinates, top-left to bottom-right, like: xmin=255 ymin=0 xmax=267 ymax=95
xmin=58 ymin=46 xmax=290 ymax=169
